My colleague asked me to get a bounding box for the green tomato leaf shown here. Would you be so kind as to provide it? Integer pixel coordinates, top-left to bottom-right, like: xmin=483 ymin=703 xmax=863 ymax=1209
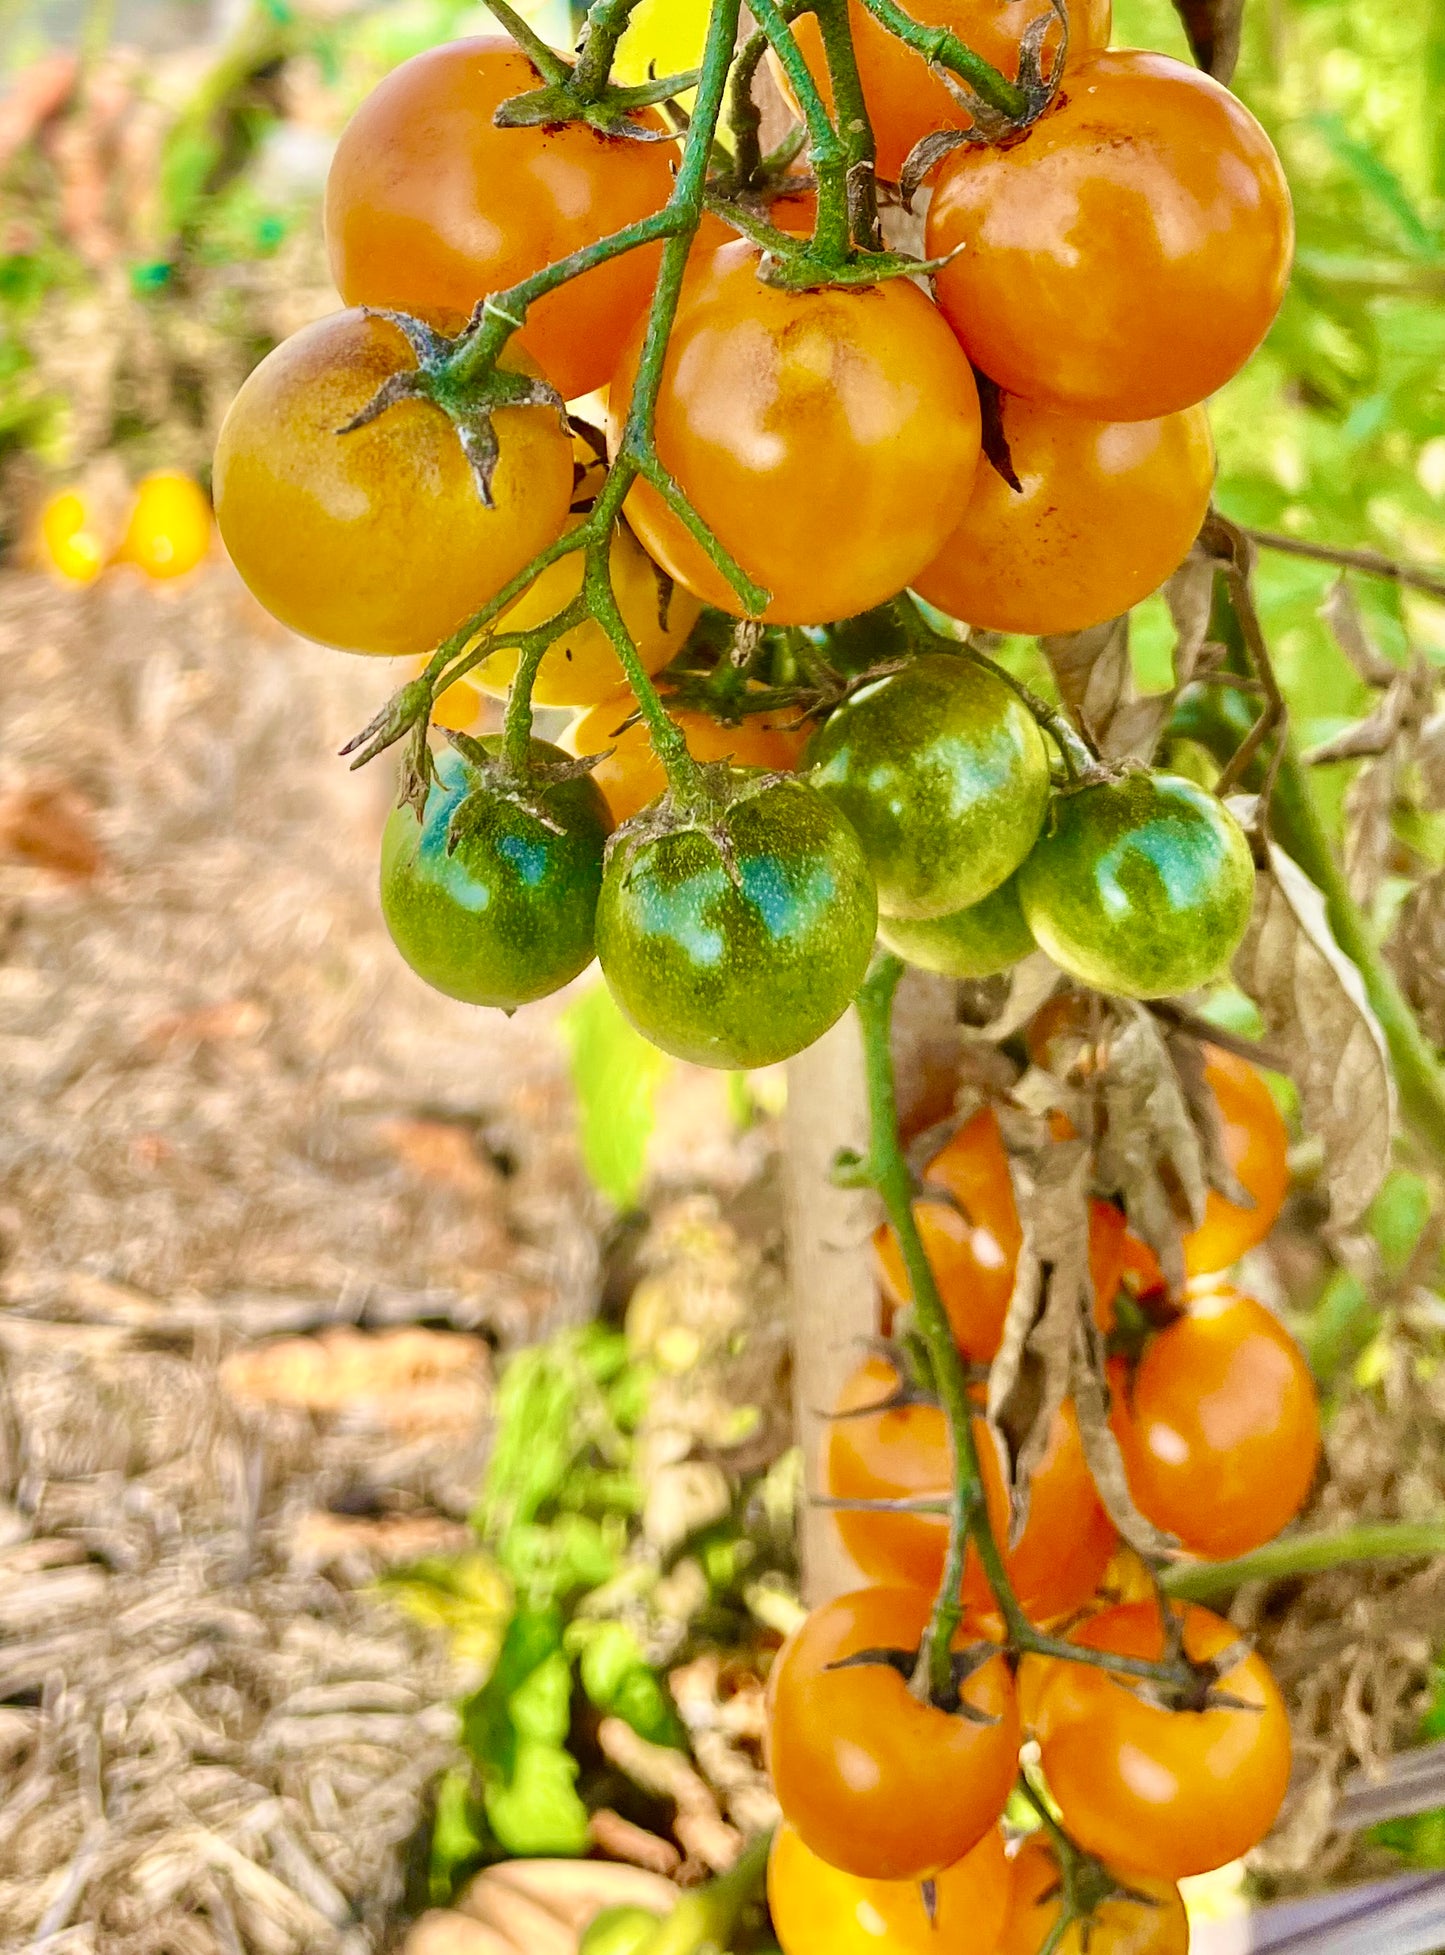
xmin=483 ymin=1738 xmax=591 ymax=1859
xmin=507 ymin=1647 xmax=574 ymax=1746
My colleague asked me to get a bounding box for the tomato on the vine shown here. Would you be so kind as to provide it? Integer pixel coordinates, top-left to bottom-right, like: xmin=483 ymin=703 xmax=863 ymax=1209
xmin=807 ymin=653 xmax=1050 ymax=921
xmin=1018 ymin=771 xmax=1256 ymax=999
xmin=609 ymin=242 xmax=982 ymax=624
xmin=768 ymin=1820 xmax=1011 ymax=1955
xmin=214 ymin=311 xmax=574 ymax=657
xmin=380 ymin=740 xmax=611 ymax=1008
xmin=1030 ymin=1599 xmax=1292 ymax=1879
xmin=874 ymin=1108 xmax=1126 ymax=1360
xmin=766 ymin=1586 xmax=1021 ymax=1880
xmin=116 ymin=472 xmax=212 ymax=581
xmin=780 ymin=0 xmax=1112 ymax=186
xmin=914 ymin=399 xmax=1215 ymax=637
xmin=1184 ymin=1045 xmax=1291 ymax=1275
xmin=325 ymin=39 xmax=677 ymax=399
xmin=878 ymin=873 xmax=1036 ymax=979
xmin=568 ymin=688 xmax=806 ymax=825
xmin=827 ymin=1356 xmax=1117 ymax=1621
xmin=595 ymin=774 xmax=877 ymax=1069
xmin=1110 ymin=1286 xmax=1320 ymax=1559
xmin=1002 ymin=1836 xmax=1188 ymax=1955
xmin=926 ymin=50 xmax=1294 ymax=420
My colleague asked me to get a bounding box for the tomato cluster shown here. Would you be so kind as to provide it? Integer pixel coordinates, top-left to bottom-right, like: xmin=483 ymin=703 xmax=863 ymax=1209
xmin=209 ymin=0 xmax=1292 ymax=1058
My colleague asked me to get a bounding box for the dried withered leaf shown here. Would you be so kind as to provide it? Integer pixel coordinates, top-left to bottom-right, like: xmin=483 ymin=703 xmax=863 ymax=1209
xmin=1091 ymin=1004 xmax=1208 ymax=1296
xmin=1169 ymin=0 xmax=1245 ymax=81
xmin=1041 ymin=617 xmax=1131 ymax=750
xmin=958 ymin=950 xmax=1061 ymax=1046
xmin=1344 ymin=752 xmax=1402 ymax=911
xmin=1072 ymin=1300 xmax=1179 ymax=1558
xmin=1416 ymin=713 xmax=1445 ymax=811
xmin=1320 ymin=578 xmax=1399 ymax=689
xmin=1232 ymin=842 xmax=1395 ymax=1230
xmin=1390 ymin=869 xmax=1445 ymax=1049
xmin=1166 ymin=1029 xmax=1251 ymax=1208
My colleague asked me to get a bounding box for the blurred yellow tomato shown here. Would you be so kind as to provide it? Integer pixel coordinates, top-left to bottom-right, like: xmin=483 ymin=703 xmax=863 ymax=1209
xmin=473 ymin=515 xmax=700 ymax=708
xmin=614 ymin=0 xmax=710 ymax=85
xmin=38 ymin=490 xmax=106 ymax=584
xmin=117 ymin=472 xmax=212 ymax=580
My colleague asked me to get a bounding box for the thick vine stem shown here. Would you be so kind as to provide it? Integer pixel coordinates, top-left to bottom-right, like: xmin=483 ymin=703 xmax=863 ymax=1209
xmin=750 ymin=0 xmax=853 ymax=263
xmin=851 ymin=955 xmax=1201 ymax=1702
xmin=1160 ymin=1519 xmax=1445 ymax=1603
xmin=855 ymin=0 xmax=1032 ymax=121
xmin=812 ymin=0 xmax=883 ymax=249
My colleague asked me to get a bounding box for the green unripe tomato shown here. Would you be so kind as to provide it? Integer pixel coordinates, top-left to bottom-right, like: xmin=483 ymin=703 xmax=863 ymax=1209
xmin=579 ymin=1906 xmax=663 ymax=1955
xmin=878 ymin=872 xmax=1035 ymax=978
xmin=1018 ymin=770 xmax=1256 ymax=999
xmin=806 ymin=652 xmax=1050 ymax=920
xmin=381 ymin=740 xmax=611 ymax=1008
xmin=596 ymin=774 xmax=878 ymax=1069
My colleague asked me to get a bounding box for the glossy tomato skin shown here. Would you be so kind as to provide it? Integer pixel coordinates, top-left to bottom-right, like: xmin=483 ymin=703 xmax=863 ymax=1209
xmin=927 ymin=51 xmax=1294 ymax=420
xmin=474 ymin=517 xmax=701 ymax=709
xmin=1110 ymin=1287 xmax=1320 ymax=1559
xmin=325 ymin=39 xmax=675 ymax=399
xmin=595 ymin=775 xmax=877 ymax=1069
xmin=878 ymin=872 xmax=1036 ymax=979
xmin=782 ymin=0 xmax=1111 ymax=185
xmin=807 ymin=654 xmax=1051 ymax=921
xmin=380 ymin=741 xmax=611 ymax=1007
xmin=214 ymin=311 xmax=573 ymax=657
xmin=1031 ymin=1600 xmax=1292 ymax=1879
xmin=915 ymin=399 xmax=1215 ymax=636
xmin=117 ymin=472 xmax=212 ymax=580
xmin=1002 ymin=1836 xmax=1188 ymax=1955
xmin=766 ymin=1586 xmax=1021 ymax=1880
xmin=609 ymin=244 xmax=982 ymax=625
xmin=874 ymin=1108 xmax=1126 ymax=1359
xmin=827 ymin=1356 xmax=1117 ymax=1621
xmin=567 ymin=688 xmax=806 ymax=825
xmin=769 ymin=1820 xmax=1011 ymax=1955
xmin=1185 ymin=1045 xmax=1291 ymax=1276
xmin=1018 ymin=772 xmax=1255 ymax=999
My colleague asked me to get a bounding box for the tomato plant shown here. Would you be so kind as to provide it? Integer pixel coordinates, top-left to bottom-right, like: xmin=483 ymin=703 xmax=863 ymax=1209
xmin=1002 ymin=1836 xmax=1188 ymax=1955
xmin=768 ymin=1819 xmax=1011 ymax=1955
xmin=766 ymin=1585 xmax=1021 ymax=1880
xmin=568 ymin=688 xmax=807 ymax=825
xmin=1184 ymin=1046 xmax=1292 ymax=1277
xmin=926 ymin=51 xmax=1294 ymax=419
xmin=1110 ymin=1286 xmax=1321 ymax=1560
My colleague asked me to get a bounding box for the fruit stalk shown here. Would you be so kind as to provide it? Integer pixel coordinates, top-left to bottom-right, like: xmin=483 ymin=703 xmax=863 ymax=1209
xmin=811 ymin=0 xmax=882 ymax=247
xmin=854 ymin=0 xmax=1032 ymax=120
xmin=749 ymin=0 xmax=854 ymax=263
xmin=1160 ymin=1518 xmax=1445 ymax=1602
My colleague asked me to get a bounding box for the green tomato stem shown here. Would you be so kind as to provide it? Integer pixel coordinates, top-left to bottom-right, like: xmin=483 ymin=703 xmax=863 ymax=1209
xmin=571 ymin=0 xmax=650 ymax=99
xmin=1160 ymin=1520 xmax=1445 ymax=1602
xmin=483 ymin=0 xmax=575 ymax=83
xmin=500 ymin=598 xmax=591 ymax=772
xmin=749 ymin=0 xmax=854 ymax=264
xmin=854 ymin=0 xmax=1032 ymax=121
xmin=811 ymin=0 xmax=882 ymax=248
xmin=634 ymin=1831 xmax=772 ymax=1955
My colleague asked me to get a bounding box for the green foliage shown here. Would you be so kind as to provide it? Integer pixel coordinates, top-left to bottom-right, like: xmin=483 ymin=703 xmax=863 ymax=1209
xmin=1371 ymin=1665 xmax=1445 ymax=1866
xmin=560 ymin=983 xmax=673 ymax=1211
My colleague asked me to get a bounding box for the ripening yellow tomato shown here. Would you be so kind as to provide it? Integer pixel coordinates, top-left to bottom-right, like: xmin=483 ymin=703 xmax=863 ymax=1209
xmin=116 ymin=472 xmax=213 ymax=580
xmin=38 ymin=490 xmax=106 ymax=585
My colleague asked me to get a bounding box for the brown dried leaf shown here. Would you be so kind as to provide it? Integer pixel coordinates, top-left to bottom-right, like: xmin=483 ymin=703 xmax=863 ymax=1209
xmin=1092 ymin=1004 xmax=1208 ymax=1295
xmin=1072 ymin=1305 xmax=1179 ymax=1558
xmin=1232 ymin=843 xmax=1394 ymax=1230
xmin=1344 ymin=753 xmax=1401 ymax=911
xmin=1321 ymin=578 xmax=1400 ymax=689
xmin=1040 ymin=617 xmax=1131 ymax=749
xmin=1166 ymin=1028 xmax=1252 ymax=1208
xmin=1389 ymin=869 xmax=1445 ymax=1048
xmin=957 ymin=950 xmax=1061 ymax=1046
xmin=1169 ymin=0 xmax=1245 ymax=80
xmin=1416 ymin=712 xmax=1445 ymax=810
xmin=0 ymin=776 xmax=104 ymax=879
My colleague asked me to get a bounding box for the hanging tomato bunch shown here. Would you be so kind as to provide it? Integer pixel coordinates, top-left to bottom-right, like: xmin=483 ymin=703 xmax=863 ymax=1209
xmin=211 ymin=0 xmax=1314 ymax=1940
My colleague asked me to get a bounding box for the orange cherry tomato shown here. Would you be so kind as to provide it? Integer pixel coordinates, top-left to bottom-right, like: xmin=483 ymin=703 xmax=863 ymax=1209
xmin=766 ymin=1586 xmax=1021 ymax=1881
xmin=926 ymin=51 xmax=1294 ymax=420
xmin=827 ymin=1356 xmax=1117 ymax=1622
xmin=1109 ymin=1286 xmax=1320 ymax=1560
xmin=1184 ymin=1044 xmax=1291 ymax=1277
xmin=779 ymin=0 xmax=1112 ymax=186
xmin=1002 ymin=1835 xmax=1188 ymax=1955
xmin=1031 ymin=1600 xmax=1292 ymax=1880
xmin=567 ymin=684 xmax=806 ymax=825
xmin=874 ymin=1107 xmax=1125 ymax=1359
xmin=214 ymin=311 xmax=574 ymax=658
xmin=769 ymin=1820 xmax=1011 ymax=1955
xmin=325 ymin=38 xmax=676 ymax=399
xmin=609 ymin=241 xmax=982 ymax=624
xmin=914 ymin=398 xmax=1215 ymax=636
xmin=116 ymin=472 xmax=212 ymax=581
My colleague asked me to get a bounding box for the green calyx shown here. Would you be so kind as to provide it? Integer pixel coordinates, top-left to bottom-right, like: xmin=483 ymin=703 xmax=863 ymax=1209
xmin=596 ymin=769 xmax=878 ymax=1070
xmin=381 ymin=739 xmax=612 ymax=1011
xmin=1018 ymin=769 xmax=1257 ymax=1000
xmin=482 ymin=0 xmax=695 ymax=139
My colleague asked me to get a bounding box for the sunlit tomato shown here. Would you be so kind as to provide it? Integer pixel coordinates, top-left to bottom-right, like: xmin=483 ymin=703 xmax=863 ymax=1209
xmin=766 ymin=1586 xmax=1020 ymax=1880
xmin=567 ymin=686 xmax=806 ymax=825
xmin=1018 ymin=772 xmax=1256 ymax=999
xmin=827 ymin=1357 xmax=1117 ymax=1622
xmin=213 ymin=311 xmax=574 ymax=658
xmin=874 ymin=1108 xmax=1125 ymax=1359
xmin=926 ymin=51 xmax=1294 ymax=420
xmin=1110 ymin=1286 xmax=1320 ymax=1560
xmin=325 ymin=39 xmax=676 ymax=400
xmin=1184 ymin=1045 xmax=1291 ymax=1276
xmin=609 ymin=242 xmax=982 ymax=624
xmin=779 ymin=0 xmax=1111 ymax=186
xmin=1002 ymin=1835 xmax=1188 ymax=1955
xmin=1031 ymin=1600 xmax=1292 ymax=1879
xmin=914 ymin=399 xmax=1215 ymax=636
xmin=116 ymin=472 xmax=212 ymax=581
xmin=37 ymin=489 xmax=106 ymax=584
xmin=769 ymin=1820 xmax=1011 ymax=1955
